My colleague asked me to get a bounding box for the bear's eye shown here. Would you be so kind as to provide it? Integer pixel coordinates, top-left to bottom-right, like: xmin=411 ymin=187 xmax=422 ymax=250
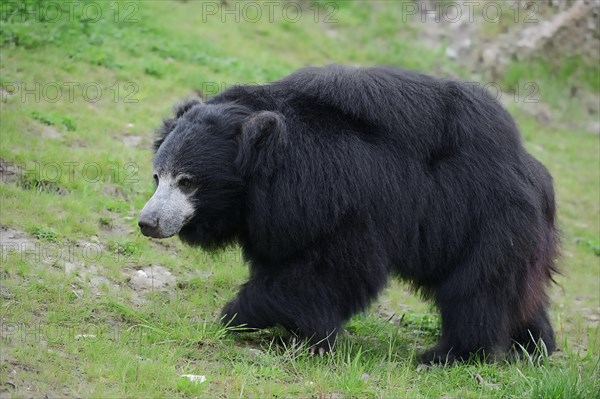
xmin=153 ymin=174 xmax=159 ymax=186
xmin=178 ymin=178 xmax=193 ymax=188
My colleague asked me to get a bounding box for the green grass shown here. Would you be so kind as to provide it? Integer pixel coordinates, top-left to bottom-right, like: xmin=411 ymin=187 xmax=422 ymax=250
xmin=1 ymin=1 xmax=599 ymax=398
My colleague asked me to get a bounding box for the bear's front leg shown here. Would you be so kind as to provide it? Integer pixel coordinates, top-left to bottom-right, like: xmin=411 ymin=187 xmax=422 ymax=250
xmin=221 ymin=272 xmax=343 ymax=352
xmin=223 ymin=219 xmax=389 ymax=353
xmin=221 ymin=231 xmax=389 ymax=353
xmin=220 ymin=284 xmax=276 ymax=330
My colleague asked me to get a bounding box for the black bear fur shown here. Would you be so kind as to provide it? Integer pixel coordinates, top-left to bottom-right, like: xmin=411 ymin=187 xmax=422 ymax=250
xmin=151 ymin=65 xmax=559 ymax=363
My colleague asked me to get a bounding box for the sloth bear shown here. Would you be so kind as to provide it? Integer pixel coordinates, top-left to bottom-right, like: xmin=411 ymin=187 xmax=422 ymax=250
xmin=139 ymin=65 xmax=558 ymax=364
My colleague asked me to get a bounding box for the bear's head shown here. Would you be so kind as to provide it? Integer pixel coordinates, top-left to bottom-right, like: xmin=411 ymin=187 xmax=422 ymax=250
xmin=138 ymin=99 xmax=286 ymax=250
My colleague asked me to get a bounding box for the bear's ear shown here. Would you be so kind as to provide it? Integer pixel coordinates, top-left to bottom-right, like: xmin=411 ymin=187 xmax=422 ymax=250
xmin=153 ymin=99 xmax=202 ymax=152
xmin=236 ymin=111 xmax=287 ymax=178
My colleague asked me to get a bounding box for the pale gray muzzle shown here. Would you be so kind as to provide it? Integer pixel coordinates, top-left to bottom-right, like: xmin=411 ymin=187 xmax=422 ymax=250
xmin=138 ymin=175 xmax=195 ymax=238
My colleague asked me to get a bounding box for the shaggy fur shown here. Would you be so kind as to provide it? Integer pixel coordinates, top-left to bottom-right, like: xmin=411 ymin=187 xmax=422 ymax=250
xmin=151 ymin=65 xmax=558 ymax=363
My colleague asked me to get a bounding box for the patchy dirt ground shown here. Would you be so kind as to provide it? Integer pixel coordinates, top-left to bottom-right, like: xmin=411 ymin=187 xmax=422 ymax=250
xmin=1 ymin=226 xmax=179 ymax=301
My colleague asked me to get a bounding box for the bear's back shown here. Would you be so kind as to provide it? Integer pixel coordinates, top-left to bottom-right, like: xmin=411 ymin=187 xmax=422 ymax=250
xmin=213 ymin=65 xmax=522 ymax=159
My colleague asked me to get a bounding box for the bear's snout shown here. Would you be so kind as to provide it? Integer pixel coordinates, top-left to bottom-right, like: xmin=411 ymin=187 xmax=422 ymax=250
xmin=138 ymin=214 xmax=160 ymax=238
xmin=138 ymin=174 xmax=196 ymax=239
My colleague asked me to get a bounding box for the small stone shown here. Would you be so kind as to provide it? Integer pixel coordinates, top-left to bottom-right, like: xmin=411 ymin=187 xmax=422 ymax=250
xmin=180 ymin=374 xmax=206 ymax=384
xmin=122 ymin=135 xmax=142 ymax=148
xmin=75 ymin=334 xmax=96 ymax=340
xmin=65 ymin=262 xmax=80 ymax=274
xmin=248 ymin=348 xmax=264 ymax=357
xmin=129 ymin=265 xmax=175 ymax=291
xmin=446 ymin=47 xmax=458 ymax=59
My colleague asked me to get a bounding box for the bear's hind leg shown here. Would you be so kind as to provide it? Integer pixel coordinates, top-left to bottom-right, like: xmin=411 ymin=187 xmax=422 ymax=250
xmin=511 ymin=304 xmax=555 ymax=357
xmin=421 ymin=266 xmax=513 ymax=364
